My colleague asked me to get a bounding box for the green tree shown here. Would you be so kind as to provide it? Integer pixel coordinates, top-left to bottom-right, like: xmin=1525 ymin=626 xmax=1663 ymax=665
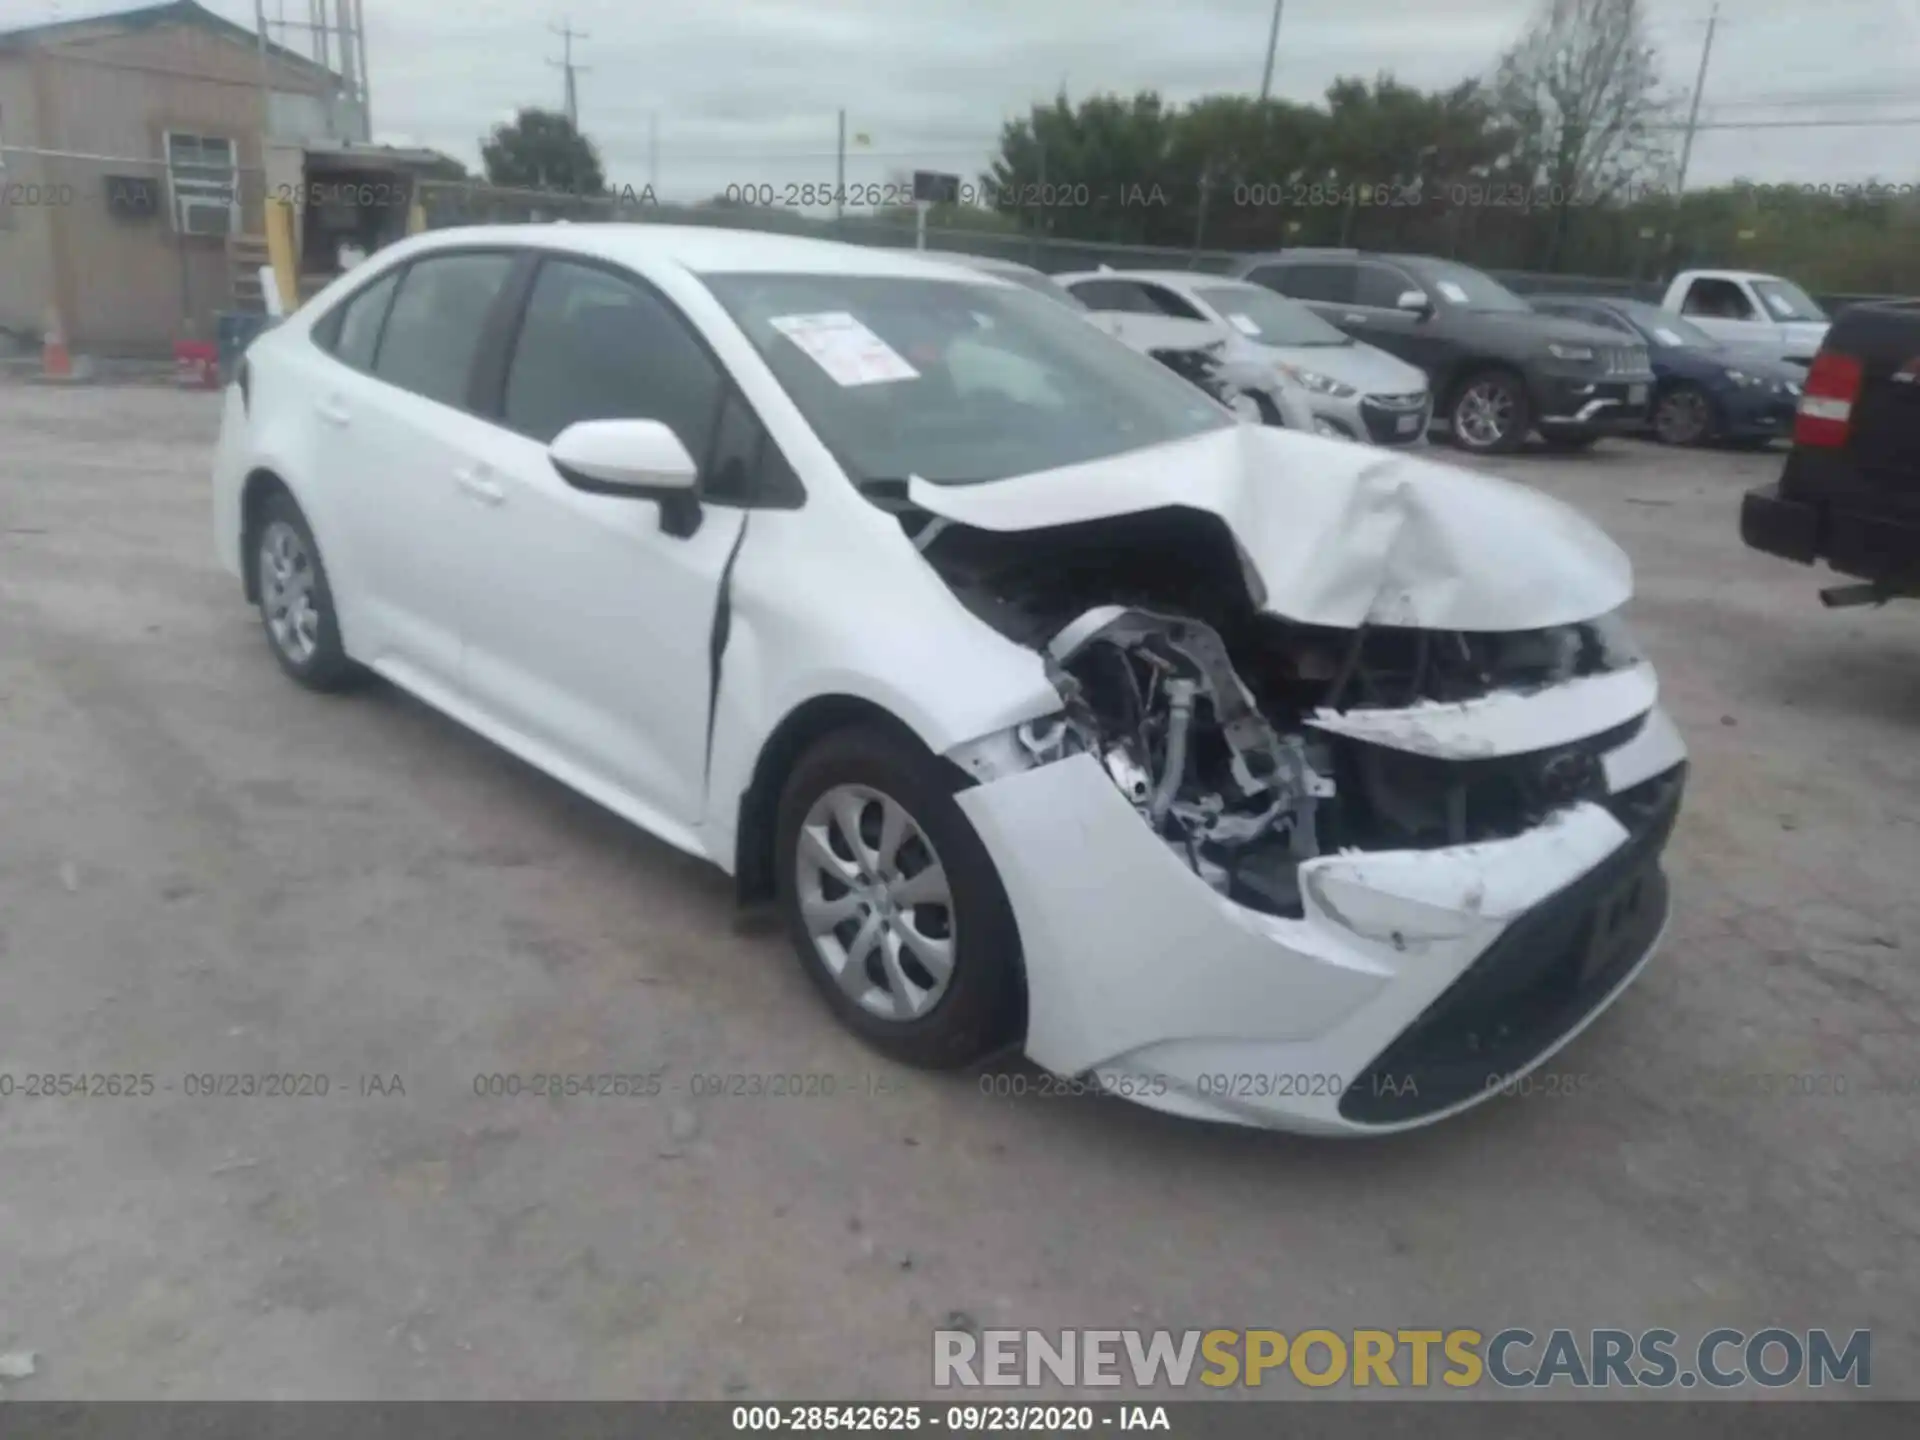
xmin=480 ymin=108 xmax=607 ymax=195
xmin=983 ymin=91 xmax=1183 ymax=244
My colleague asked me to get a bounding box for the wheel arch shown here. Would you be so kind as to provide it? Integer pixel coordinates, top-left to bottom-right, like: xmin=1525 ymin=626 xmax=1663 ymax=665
xmin=732 ymin=693 xmax=974 ymax=906
xmin=238 ymin=467 xmax=293 ymax=604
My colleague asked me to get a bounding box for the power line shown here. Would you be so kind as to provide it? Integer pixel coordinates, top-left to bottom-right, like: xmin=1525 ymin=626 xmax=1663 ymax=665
xmin=548 ymin=17 xmax=590 ymax=129
xmin=1672 ymin=1 xmax=1720 ymax=197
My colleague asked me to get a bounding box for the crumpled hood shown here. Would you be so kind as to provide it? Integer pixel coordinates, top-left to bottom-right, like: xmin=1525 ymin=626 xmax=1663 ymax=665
xmin=907 ymin=424 xmax=1632 ymax=631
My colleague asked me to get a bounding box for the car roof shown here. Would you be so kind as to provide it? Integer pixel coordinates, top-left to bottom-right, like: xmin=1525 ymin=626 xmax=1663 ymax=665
xmin=392 ymin=223 xmax=1015 ymax=283
xmin=1056 ymin=268 xmax=1248 ymax=288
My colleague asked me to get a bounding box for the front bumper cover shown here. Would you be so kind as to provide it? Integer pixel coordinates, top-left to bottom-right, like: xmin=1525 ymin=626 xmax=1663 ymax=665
xmin=955 ymin=705 xmax=1688 ymax=1135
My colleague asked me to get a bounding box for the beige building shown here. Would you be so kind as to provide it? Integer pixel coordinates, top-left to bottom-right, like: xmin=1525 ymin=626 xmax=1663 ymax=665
xmin=0 ymin=0 xmax=353 ymax=355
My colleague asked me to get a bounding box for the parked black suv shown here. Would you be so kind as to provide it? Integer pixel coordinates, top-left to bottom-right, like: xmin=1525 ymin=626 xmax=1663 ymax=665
xmin=1741 ymin=299 xmax=1920 ymax=605
xmin=1232 ymin=249 xmax=1655 ymax=454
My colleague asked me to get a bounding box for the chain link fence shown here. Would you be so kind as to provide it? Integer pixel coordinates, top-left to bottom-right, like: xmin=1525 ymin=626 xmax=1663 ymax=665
xmin=411 ymin=179 xmax=1906 ymax=313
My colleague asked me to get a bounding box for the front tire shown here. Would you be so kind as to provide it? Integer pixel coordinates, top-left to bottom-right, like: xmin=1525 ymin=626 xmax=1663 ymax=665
xmin=1653 ymin=383 xmax=1717 ymax=446
xmin=774 ymin=725 xmax=1024 ymax=1068
xmin=253 ymin=490 xmax=358 ymax=691
xmin=1449 ymin=370 xmax=1531 ymax=454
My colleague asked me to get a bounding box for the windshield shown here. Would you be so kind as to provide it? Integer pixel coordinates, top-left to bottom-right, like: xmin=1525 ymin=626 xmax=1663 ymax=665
xmin=706 ymin=273 xmax=1230 ymax=486
xmin=1611 ymin=300 xmax=1715 ymax=348
xmin=1195 ymin=284 xmax=1350 ymax=346
xmin=1404 ymin=258 xmax=1532 ymax=313
xmin=1752 ymin=278 xmax=1827 ymax=323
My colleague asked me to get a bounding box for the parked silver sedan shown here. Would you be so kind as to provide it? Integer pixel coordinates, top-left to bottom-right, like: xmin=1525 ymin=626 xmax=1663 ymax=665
xmin=920 ymin=252 xmax=1316 ymax=430
xmin=1059 ymin=269 xmax=1434 ymax=446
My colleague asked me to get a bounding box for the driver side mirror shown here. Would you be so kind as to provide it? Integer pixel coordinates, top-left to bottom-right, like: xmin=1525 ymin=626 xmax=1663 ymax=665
xmin=1396 ymin=289 xmax=1433 ymax=316
xmin=548 ymin=418 xmax=703 ymax=538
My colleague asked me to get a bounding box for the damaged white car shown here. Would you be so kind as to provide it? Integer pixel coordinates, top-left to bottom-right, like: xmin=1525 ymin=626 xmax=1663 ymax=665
xmin=213 ymin=227 xmax=1687 ymax=1134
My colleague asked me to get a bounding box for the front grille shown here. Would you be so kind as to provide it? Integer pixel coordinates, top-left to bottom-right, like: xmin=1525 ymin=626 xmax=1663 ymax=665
xmin=1358 ymin=395 xmax=1432 ymax=445
xmin=1339 ymin=762 xmax=1686 ymax=1125
xmin=1605 ymin=345 xmax=1650 ymax=376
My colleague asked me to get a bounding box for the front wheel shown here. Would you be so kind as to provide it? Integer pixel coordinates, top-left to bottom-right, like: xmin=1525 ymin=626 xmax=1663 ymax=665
xmin=1653 ymin=383 xmax=1716 ymax=446
xmin=774 ymin=725 xmax=1025 ymax=1068
xmin=1449 ymin=371 xmax=1531 ymax=454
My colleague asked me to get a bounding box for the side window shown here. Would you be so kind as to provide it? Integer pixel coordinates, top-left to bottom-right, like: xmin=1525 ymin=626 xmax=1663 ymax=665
xmin=321 ymin=270 xmax=400 ymax=372
xmin=372 ymin=252 xmax=515 ymax=407
xmin=501 ymin=259 xmax=724 ymax=465
xmin=703 ymin=389 xmax=789 ymax=507
xmin=1353 ymin=263 xmax=1416 ymax=309
xmin=1682 ymin=278 xmax=1755 ymax=321
xmin=1141 ymin=285 xmax=1205 ymax=320
xmin=1067 ymin=279 xmax=1159 ymax=315
xmin=1264 ymin=264 xmax=1354 ymax=304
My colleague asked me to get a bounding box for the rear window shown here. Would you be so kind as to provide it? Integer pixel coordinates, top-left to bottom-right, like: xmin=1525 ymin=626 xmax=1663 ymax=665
xmin=373 ymin=252 xmax=515 ymax=409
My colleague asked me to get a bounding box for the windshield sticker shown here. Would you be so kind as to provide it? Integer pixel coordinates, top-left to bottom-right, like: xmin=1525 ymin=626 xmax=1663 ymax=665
xmin=1653 ymin=327 xmax=1686 ymax=346
xmin=1435 ymin=281 xmax=1470 ymax=304
xmin=1762 ymin=292 xmax=1795 ymax=317
xmin=1227 ymin=313 xmax=1261 ymax=337
xmin=769 ymin=312 xmax=920 ymax=386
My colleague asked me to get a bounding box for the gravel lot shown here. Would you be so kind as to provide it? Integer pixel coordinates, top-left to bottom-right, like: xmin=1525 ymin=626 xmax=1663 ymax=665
xmin=0 ymin=381 xmax=1915 ymax=1400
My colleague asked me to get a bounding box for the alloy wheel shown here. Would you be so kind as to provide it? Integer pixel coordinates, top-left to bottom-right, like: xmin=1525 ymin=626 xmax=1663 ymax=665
xmin=259 ymin=519 xmax=320 ymax=665
xmin=795 ymin=784 xmax=956 ymax=1021
xmin=1455 ymin=380 xmax=1515 ymax=449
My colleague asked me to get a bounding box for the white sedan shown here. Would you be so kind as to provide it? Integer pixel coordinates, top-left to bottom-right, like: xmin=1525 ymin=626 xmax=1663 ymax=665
xmin=213 ymin=225 xmax=1688 ymax=1134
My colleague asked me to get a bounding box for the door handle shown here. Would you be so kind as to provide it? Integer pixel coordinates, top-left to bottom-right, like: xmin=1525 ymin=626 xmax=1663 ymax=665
xmin=453 ymin=465 xmax=506 ymax=506
xmin=316 ymin=396 xmax=351 ymax=427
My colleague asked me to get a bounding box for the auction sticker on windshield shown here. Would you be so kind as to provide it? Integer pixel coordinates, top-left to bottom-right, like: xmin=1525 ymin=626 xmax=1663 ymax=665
xmin=769 ymin=311 xmax=920 ymax=386
xmin=1435 ymin=281 xmax=1470 ymax=304
xmin=1227 ymin=313 xmax=1261 ymax=336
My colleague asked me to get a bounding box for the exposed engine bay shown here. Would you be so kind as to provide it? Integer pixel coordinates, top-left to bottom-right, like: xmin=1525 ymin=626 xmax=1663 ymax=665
xmin=916 ymin=505 xmax=1647 ymax=918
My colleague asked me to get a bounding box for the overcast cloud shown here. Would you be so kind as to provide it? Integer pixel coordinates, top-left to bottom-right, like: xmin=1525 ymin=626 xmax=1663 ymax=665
xmin=16 ymin=0 xmax=1920 ymax=197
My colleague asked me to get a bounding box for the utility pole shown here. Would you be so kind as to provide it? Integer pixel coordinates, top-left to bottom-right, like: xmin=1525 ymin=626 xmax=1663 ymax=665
xmin=1674 ymin=2 xmax=1720 ymax=198
xmin=1258 ymin=0 xmax=1284 ymax=103
xmin=835 ymin=108 xmax=846 ymax=225
xmin=648 ymin=111 xmax=659 ymax=191
xmin=548 ymin=18 xmax=590 ymax=129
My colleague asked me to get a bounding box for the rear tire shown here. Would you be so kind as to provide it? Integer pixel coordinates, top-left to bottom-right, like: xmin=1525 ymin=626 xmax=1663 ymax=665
xmin=252 ymin=490 xmax=359 ymax=692
xmin=774 ymin=725 xmax=1024 ymax=1068
xmin=1448 ymin=370 xmax=1530 ymax=454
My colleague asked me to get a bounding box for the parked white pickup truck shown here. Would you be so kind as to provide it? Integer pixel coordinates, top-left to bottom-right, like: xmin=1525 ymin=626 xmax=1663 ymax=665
xmin=1660 ymin=269 xmax=1831 ymax=369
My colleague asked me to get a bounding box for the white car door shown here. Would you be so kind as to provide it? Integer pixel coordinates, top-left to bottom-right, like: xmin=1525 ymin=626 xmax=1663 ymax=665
xmin=450 ymin=255 xmax=752 ymax=842
xmin=312 ymin=249 xmax=519 ymax=694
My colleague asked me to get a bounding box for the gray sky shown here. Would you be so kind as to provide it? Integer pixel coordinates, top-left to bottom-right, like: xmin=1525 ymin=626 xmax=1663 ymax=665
xmin=18 ymin=0 xmax=1920 ymax=197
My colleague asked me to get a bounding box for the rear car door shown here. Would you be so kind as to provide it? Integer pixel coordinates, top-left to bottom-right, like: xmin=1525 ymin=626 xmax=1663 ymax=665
xmin=453 ymin=255 xmax=762 ymax=837
xmin=310 ymin=249 xmax=517 ymax=693
xmin=1345 ymin=260 xmax=1437 ymax=368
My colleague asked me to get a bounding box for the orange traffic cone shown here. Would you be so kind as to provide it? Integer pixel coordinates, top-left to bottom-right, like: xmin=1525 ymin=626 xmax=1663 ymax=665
xmin=41 ymin=306 xmax=72 ymax=381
